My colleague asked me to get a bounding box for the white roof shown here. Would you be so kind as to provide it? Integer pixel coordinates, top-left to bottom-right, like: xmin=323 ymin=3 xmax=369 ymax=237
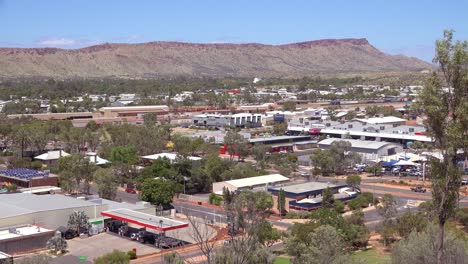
xmin=223 ymin=174 xmax=289 ymax=188
xmin=320 ymin=128 xmax=433 ymax=142
xmin=318 ymin=138 xmax=398 ymax=150
xmin=34 ymin=150 xmax=70 ymax=161
xmin=355 ymin=116 xmax=406 ymax=124
xmin=141 ymin=153 xmax=201 ymax=161
xmin=86 ymin=152 xmax=111 ymax=165
xmin=100 ymin=105 xmax=169 ymax=111
xmin=394 ymin=160 xmax=419 ymax=166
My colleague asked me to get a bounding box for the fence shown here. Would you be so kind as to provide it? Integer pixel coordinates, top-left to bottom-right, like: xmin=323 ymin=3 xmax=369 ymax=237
xmin=178 ymin=194 xmax=210 ymax=204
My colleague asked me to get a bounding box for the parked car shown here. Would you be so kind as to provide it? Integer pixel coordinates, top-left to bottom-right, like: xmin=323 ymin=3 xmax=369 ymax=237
xmin=461 ymin=178 xmax=468 ymax=185
xmin=158 ymin=237 xmax=182 ymax=248
xmin=410 ymin=186 xmax=427 ymax=193
xmin=125 ymin=188 xmax=137 ymax=194
xmin=63 ymin=229 xmax=78 ymax=240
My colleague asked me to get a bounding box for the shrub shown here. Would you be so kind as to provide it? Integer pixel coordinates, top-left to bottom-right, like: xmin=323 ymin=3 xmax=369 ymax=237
xmin=31 ymin=160 xmax=43 ymax=170
xmin=348 ymin=195 xmax=369 ymax=210
xmin=208 ymin=193 xmax=223 ymax=206
xmin=360 ymin=192 xmax=376 ymax=205
xmin=127 ymin=250 xmax=137 ymax=260
xmin=334 ymin=200 xmax=345 ymax=213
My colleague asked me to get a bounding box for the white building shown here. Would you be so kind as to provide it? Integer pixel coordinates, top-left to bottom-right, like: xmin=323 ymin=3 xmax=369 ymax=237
xmin=192 ymin=113 xmax=263 ymax=127
xmin=212 ymin=174 xmax=289 ymax=194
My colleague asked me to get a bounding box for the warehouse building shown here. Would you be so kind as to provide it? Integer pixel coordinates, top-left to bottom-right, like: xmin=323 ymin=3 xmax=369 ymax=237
xmin=192 ymin=113 xmax=263 ymax=128
xmin=0 ymin=193 xmax=155 ymax=230
xmin=318 ymin=138 xmax=404 ymax=161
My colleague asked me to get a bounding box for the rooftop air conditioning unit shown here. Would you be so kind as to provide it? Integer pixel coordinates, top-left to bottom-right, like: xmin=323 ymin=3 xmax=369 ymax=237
xmin=380 ymin=126 xmax=385 ymax=130
xmin=409 ymin=128 xmax=414 ymax=132
xmin=326 ymin=123 xmax=331 ymax=127
xmin=348 ymin=124 xmax=353 ymax=128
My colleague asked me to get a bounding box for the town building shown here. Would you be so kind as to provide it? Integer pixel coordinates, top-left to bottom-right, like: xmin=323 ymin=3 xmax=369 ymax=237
xmin=192 ymin=113 xmax=263 ymax=128
xmin=268 ymin=182 xmax=355 ymax=211
xmin=0 ymin=169 xmax=58 ymax=188
xmin=318 ymin=138 xmax=404 ymax=161
xmin=212 ymin=174 xmax=289 ymax=194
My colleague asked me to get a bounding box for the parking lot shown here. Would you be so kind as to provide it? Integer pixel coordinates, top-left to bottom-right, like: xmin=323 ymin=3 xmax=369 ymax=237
xmin=63 ymin=232 xmax=160 ymax=262
xmin=52 ymin=217 xmax=216 ymax=263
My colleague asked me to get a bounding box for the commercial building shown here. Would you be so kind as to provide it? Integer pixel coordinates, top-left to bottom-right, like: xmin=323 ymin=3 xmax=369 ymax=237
xmin=0 ymin=169 xmax=58 ymax=188
xmin=98 ymin=105 xmax=169 ymax=118
xmin=289 ymin=120 xmax=432 ymax=146
xmin=354 ymin=116 xmax=407 ymax=125
xmin=0 ymin=193 xmax=107 ymax=229
xmin=268 ymin=182 xmax=354 ymax=211
xmin=0 ymin=225 xmax=55 ymax=255
xmin=192 ymin=113 xmax=263 ymax=128
xmin=212 ymin=174 xmax=289 ymax=194
xmin=318 ymin=138 xmax=404 ymax=161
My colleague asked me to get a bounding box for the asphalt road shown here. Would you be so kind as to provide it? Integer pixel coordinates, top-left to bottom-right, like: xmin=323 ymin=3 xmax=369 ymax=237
xmin=88 ymin=183 xmax=140 ymax=203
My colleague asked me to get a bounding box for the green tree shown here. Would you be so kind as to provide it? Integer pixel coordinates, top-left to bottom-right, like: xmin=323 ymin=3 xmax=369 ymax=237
xmin=294 ymin=225 xmax=347 ymax=264
xmin=109 ymin=145 xmax=138 ymax=165
xmin=321 ymin=187 xmax=335 ymax=208
xmin=392 ymin=224 xmax=467 ymax=264
xmin=277 ymin=188 xmax=286 ymax=216
xmin=346 ymin=175 xmax=361 ymax=190
xmin=142 ymin=112 xmax=157 ymax=126
xmin=282 ymin=101 xmax=296 ymax=111
xmin=272 ymin=122 xmax=287 ymax=136
xmin=377 ymin=194 xmax=397 ymax=246
xmin=414 ymin=30 xmax=468 ymax=263
xmin=251 ymin=143 xmax=267 ymax=166
xmin=395 ymin=210 xmax=428 ymax=239
xmin=94 ymin=168 xmax=119 ymax=200
xmin=46 ymin=235 xmax=68 ymax=254
xmin=224 ymin=130 xmax=247 ymax=161
xmin=94 ymin=250 xmax=130 ymax=264
xmin=68 ymin=211 xmax=89 ymax=234
xmin=57 ymin=154 xmax=97 ymax=194
xmin=139 ymin=179 xmax=179 ymax=207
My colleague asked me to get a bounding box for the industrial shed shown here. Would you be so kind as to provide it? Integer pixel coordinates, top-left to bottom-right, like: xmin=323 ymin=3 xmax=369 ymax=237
xmin=0 ymin=193 xmax=107 ymax=230
xmin=212 ymin=174 xmax=289 ymax=194
xmin=318 ymin=138 xmax=403 ymax=160
xmin=0 ymin=193 xmax=154 ymax=230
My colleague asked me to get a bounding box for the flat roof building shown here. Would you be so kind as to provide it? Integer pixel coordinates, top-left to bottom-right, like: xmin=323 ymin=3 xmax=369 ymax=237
xmin=212 ymin=174 xmax=289 ymax=194
xmin=192 ymin=113 xmax=263 ymax=128
xmin=268 ymin=182 xmax=353 ymax=212
xmin=99 ymin=105 xmax=169 ymax=118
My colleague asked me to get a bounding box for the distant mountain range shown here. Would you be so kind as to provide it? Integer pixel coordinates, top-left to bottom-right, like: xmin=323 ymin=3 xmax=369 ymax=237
xmin=0 ymin=38 xmax=431 ymax=79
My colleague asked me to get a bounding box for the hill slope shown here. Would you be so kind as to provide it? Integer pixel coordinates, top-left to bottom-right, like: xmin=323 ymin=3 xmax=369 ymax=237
xmin=0 ymin=38 xmax=431 ymax=79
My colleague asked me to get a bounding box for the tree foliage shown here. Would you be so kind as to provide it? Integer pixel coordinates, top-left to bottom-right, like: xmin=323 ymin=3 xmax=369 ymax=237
xmin=413 ymin=30 xmax=468 ymax=263
xmin=68 ymin=211 xmax=89 ymax=234
xmin=94 ymin=250 xmax=130 ymax=264
xmin=139 ymin=179 xmax=179 ymax=207
xmin=94 ymin=168 xmax=119 ymax=200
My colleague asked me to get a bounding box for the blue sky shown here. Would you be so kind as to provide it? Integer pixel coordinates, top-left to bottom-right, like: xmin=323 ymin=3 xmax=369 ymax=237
xmin=1 ymin=0 xmax=467 ymax=62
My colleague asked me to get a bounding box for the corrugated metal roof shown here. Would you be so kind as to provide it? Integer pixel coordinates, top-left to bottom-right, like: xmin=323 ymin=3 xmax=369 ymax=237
xmin=318 ymin=138 xmax=399 ymax=150
xmin=223 ymin=174 xmax=289 ymax=188
xmin=0 ymin=193 xmax=97 ymax=219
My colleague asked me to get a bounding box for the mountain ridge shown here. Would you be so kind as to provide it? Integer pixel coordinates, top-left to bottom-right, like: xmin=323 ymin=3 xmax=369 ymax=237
xmin=0 ymin=38 xmax=431 ymax=79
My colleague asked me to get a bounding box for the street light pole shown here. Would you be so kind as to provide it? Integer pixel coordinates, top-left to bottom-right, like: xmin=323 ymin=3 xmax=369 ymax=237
xmin=159 ymin=220 xmax=164 ymax=264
